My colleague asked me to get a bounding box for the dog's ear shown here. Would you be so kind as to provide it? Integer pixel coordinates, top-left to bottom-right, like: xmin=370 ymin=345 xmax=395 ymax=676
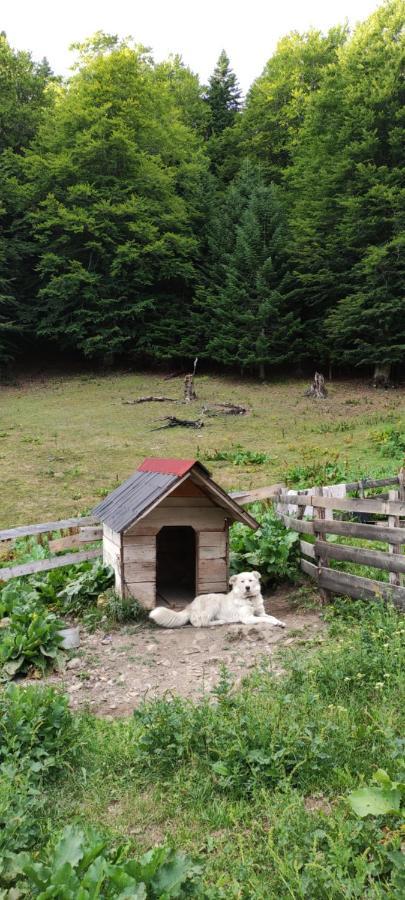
xmin=229 ymin=574 xmax=237 ymax=586
xmin=252 ymin=571 xmax=261 ymax=581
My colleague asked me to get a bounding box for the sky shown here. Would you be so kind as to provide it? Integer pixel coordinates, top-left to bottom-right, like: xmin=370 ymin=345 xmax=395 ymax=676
xmin=3 ymin=0 xmax=382 ymax=93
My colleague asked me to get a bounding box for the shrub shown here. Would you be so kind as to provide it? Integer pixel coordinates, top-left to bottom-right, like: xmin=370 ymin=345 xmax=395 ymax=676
xmin=371 ymin=426 xmax=405 ymax=459
xmin=204 ymin=444 xmax=273 ymax=465
xmin=10 ymin=825 xmax=202 ymax=898
xmin=0 ymin=606 xmax=64 ymax=678
xmin=230 ymin=502 xmax=299 ymax=584
xmin=283 ymin=450 xmax=348 ymax=487
xmin=56 ymin=560 xmax=114 ymax=616
xmin=0 ymin=684 xmax=81 ymax=775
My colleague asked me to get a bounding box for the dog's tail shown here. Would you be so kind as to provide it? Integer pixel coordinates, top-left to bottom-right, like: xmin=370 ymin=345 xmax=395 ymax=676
xmin=149 ymin=606 xmax=191 ymax=628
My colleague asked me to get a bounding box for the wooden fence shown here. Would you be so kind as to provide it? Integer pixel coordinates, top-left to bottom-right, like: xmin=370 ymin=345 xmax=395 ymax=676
xmin=1 ymin=472 xmax=405 ymax=610
xmin=0 ymin=517 xmax=102 ymax=582
xmin=272 ymin=471 xmax=405 ymax=610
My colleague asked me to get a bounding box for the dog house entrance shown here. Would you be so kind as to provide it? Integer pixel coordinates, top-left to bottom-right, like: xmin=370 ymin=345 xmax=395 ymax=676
xmin=156 ymin=526 xmax=196 ymax=606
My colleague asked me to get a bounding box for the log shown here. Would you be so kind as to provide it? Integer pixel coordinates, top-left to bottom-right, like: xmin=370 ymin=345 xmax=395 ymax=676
xmin=151 ymin=415 xmax=204 ymax=431
xmin=231 ymin=484 xmax=285 ymax=504
xmin=202 ymin=403 xmax=249 ymax=416
xmin=122 ymin=396 xmax=178 ymax=404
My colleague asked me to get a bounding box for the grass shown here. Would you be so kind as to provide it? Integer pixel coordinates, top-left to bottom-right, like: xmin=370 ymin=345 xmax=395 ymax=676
xmin=0 ymin=372 xmax=404 ymax=527
xmin=26 ymin=600 xmax=405 ymax=898
xmin=1 ymin=371 xmax=405 ymax=896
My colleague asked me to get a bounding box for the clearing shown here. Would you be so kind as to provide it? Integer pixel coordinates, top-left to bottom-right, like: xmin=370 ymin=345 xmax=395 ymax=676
xmin=25 ymin=589 xmax=323 ymax=716
xmin=1 ymin=371 xmax=404 ymax=527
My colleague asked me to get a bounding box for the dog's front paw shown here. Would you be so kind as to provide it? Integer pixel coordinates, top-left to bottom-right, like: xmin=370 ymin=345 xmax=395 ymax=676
xmin=278 ymin=620 xmax=286 ymax=628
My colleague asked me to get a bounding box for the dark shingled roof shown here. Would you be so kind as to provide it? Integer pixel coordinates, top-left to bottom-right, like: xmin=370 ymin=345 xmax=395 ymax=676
xmin=93 ymin=470 xmax=177 ymax=533
xmin=93 ymin=458 xmax=259 ymax=533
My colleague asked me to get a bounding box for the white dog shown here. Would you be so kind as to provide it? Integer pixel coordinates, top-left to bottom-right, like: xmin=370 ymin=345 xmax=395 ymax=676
xmin=149 ymin=571 xmax=286 ymax=629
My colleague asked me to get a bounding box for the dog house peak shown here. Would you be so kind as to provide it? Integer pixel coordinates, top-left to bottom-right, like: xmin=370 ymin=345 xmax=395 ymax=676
xmin=93 ymin=457 xmax=259 ymax=609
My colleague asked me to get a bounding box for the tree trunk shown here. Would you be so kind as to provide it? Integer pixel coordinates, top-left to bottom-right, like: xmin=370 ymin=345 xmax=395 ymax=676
xmin=259 ymin=362 xmax=265 ymax=381
xmin=373 ymin=363 xmax=391 ymax=388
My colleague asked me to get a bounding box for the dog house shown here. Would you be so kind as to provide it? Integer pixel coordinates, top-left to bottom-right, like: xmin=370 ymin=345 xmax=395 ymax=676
xmin=93 ymin=457 xmax=259 ymax=609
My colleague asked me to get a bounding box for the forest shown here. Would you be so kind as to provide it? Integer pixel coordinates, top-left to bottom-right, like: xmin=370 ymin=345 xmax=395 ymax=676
xmin=0 ymin=0 xmax=404 ymax=381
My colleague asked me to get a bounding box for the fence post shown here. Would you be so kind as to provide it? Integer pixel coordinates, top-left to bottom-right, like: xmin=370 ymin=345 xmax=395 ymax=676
xmin=388 ymin=486 xmax=401 ymax=587
xmin=393 ymin=467 xmax=405 ymax=587
xmin=312 ymin=485 xmax=329 ymax=603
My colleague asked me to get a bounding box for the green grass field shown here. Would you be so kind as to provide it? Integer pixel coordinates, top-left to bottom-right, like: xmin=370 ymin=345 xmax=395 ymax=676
xmin=1 ymin=372 xmax=404 ymax=527
xmin=1 ymin=373 xmax=404 ymax=898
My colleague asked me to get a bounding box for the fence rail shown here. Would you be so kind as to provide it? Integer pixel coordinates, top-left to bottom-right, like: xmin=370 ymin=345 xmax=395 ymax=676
xmin=0 ymin=517 xmax=102 ymax=582
xmin=276 ymin=469 xmax=405 ymax=610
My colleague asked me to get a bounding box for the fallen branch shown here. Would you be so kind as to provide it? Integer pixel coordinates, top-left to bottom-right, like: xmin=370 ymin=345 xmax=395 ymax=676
xmin=151 ymin=415 xmax=204 ymax=431
xmin=202 ymin=402 xmax=249 ymax=416
xmin=122 ymin=396 xmax=177 ymax=404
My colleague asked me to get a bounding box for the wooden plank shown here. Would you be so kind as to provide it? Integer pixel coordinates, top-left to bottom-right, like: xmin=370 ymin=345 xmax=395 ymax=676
xmin=230 ymin=484 xmax=285 ymax=504
xmin=313 ymin=486 xmax=329 ymax=601
xmin=160 ymin=497 xmax=214 ymax=507
xmin=197 ymin=531 xmax=227 ymax=549
xmin=198 ymin=581 xmax=228 ymax=593
xmin=199 ymin=545 xmax=226 ymax=560
xmin=300 ymin=558 xmax=318 ymax=579
xmin=388 ymin=489 xmax=401 ymax=587
xmin=277 ymin=493 xmax=405 ymax=515
xmin=278 ymin=514 xmax=315 ymax=535
xmin=125 ymin=581 xmax=155 ymax=608
xmin=123 ymin=544 xmax=155 ymax=563
xmin=49 ymin=534 xmax=81 ymax=552
xmin=125 ymin=525 xmax=159 ymax=536
xmin=318 ymin=567 xmax=405 ymax=610
xmin=314 ymin=540 xmax=405 ymax=575
xmin=344 ymin=476 xmax=399 ymax=491
xmin=103 ymin=525 xmax=121 ymax=546
xmin=122 ymin=534 xmax=156 ymax=546
xmin=0 ymin=549 xmax=101 ymax=582
xmin=123 ymin=561 xmax=155 ymax=582
xmin=0 ymin=516 xmax=99 ymax=543
xmin=313 ymin=518 xmax=405 ymax=544
xmin=48 ymin=527 xmax=103 ymax=552
xmin=171 ymin=478 xmax=208 ymax=498
xmin=199 ymin=558 xmax=227 ymax=581
xmin=300 ymin=540 xmax=316 ymax=559
xmin=79 ymin=526 xmax=103 ymax=542
xmin=136 ymin=508 xmax=227 ymax=529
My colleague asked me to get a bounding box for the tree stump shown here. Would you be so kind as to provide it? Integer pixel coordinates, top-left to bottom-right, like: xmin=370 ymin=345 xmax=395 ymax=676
xmin=184 ymin=374 xmax=196 ymax=402
xmin=305 ymin=372 xmax=328 ymax=399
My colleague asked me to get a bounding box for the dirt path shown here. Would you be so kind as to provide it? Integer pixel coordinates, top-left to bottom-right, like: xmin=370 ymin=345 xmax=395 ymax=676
xmin=28 ymin=591 xmax=324 ymax=716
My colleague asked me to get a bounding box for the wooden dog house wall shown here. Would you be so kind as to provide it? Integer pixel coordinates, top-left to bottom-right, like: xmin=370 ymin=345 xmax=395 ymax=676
xmin=93 ymin=458 xmax=258 ymax=609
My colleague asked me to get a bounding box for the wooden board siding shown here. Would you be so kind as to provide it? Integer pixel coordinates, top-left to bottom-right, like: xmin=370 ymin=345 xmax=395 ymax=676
xmin=103 ymin=529 xmax=122 ymax=593
xmin=126 ymin=508 xmax=227 ymax=534
xmin=196 ymin=529 xmax=228 ymax=594
xmin=124 ymin=582 xmax=156 ymax=608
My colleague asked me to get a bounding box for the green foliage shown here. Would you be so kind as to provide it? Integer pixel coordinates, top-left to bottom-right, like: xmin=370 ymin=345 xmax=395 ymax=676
xmin=130 ymin=600 xmax=404 ymax=802
xmin=97 ymin=590 xmax=149 ymax=625
xmin=0 ymin=684 xmax=80 ymax=775
xmin=230 ymin=502 xmax=299 ymax=584
xmin=0 ymin=559 xmax=113 ymax=677
xmin=57 ymin=560 xmax=114 ymax=616
xmin=0 ymin=606 xmax=64 ymax=678
xmin=371 ymin=425 xmax=405 ymax=459
xmin=10 ymin=825 xmax=202 ymax=898
xmin=348 ymin=769 xmax=404 ymax=818
xmin=204 ymin=444 xmax=272 ymax=465
xmin=283 ymin=451 xmax=348 ymax=487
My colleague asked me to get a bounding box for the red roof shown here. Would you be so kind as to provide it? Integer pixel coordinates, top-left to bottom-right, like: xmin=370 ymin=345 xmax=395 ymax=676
xmin=137 ymin=458 xmax=197 ymax=477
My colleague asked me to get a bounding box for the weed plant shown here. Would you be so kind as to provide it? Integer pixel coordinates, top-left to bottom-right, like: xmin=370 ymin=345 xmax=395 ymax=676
xmin=229 ymin=502 xmax=299 ymax=584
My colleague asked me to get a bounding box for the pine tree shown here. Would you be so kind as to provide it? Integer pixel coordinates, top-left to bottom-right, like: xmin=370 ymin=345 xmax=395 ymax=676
xmin=205 ymin=50 xmax=242 ymax=136
xmin=202 ymin=163 xmax=300 ymax=375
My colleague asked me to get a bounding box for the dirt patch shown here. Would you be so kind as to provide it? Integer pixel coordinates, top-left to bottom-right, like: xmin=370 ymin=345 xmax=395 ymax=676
xmin=304 ymin=795 xmax=333 ymax=815
xmin=24 ymin=590 xmax=324 ymax=716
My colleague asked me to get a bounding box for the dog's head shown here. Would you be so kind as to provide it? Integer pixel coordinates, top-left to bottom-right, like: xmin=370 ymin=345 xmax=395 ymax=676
xmin=229 ymin=570 xmax=261 ymax=600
